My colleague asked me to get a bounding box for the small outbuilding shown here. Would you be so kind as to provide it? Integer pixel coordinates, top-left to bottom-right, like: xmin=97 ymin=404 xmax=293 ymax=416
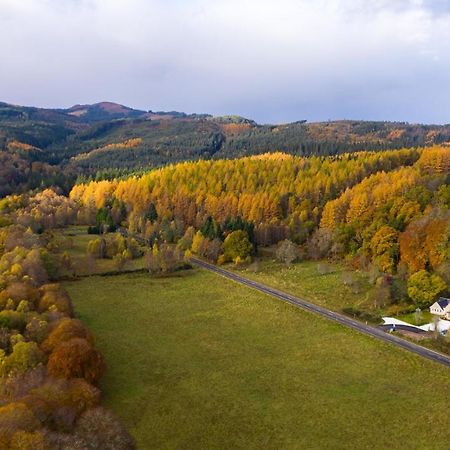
xmin=430 ymin=297 xmax=450 ymax=319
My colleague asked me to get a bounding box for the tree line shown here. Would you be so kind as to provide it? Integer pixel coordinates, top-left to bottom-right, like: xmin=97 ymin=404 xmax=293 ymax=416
xmin=0 ymin=212 xmax=134 ymax=447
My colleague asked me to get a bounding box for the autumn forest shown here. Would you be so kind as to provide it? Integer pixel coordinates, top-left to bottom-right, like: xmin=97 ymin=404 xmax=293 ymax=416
xmin=0 ymin=101 xmax=449 ymax=448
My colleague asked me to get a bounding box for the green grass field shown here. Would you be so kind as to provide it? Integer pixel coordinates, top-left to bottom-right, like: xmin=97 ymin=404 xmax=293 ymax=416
xmin=231 ymin=260 xmax=441 ymax=327
xmin=65 ymin=270 xmax=450 ymax=450
xmin=233 ymin=259 xmax=374 ymax=312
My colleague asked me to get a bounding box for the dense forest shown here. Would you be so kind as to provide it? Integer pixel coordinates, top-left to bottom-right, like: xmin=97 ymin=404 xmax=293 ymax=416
xmin=2 ymin=100 xmax=450 ymax=197
xmin=68 ymin=146 xmax=449 ymax=316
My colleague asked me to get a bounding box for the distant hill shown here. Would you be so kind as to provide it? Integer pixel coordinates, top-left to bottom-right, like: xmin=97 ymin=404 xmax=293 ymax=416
xmin=0 ymin=101 xmax=85 ymax=149
xmin=62 ymin=102 xmax=148 ymax=122
xmin=1 ymin=100 xmax=450 ymax=195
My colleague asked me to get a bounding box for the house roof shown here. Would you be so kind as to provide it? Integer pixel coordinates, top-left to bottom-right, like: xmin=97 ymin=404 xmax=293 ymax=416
xmin=437 ymin=298 xmax=450 ymax=310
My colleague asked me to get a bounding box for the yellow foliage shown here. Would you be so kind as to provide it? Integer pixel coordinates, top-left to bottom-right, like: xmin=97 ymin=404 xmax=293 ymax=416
xmin=73 ymin=138 xmax=143 ymax=161
xmin=418 ymin=146 xmax=450 ymax=174
xmin=70 ymin=149 xmax=420 ymax=229
xmin=6 ymin=140 xmax=39 ymax=152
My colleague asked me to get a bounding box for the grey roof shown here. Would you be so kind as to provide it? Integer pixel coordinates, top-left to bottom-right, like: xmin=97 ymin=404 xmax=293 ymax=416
xmin=437 ymin=298 xmax=450 ymax=309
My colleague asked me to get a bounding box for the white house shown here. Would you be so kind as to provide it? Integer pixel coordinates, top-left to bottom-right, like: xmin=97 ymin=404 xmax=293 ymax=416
xmin=430 ymin=297 xmax=450 ymax=319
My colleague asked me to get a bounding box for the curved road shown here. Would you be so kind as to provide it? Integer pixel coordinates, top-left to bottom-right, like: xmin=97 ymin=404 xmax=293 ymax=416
xmin=191 ymin=258 xmax=450 ymax=368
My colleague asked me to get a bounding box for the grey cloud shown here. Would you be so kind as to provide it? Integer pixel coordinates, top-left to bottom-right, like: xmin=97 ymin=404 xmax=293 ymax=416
xmin=0 ymin=0 xmax=450 ymax=124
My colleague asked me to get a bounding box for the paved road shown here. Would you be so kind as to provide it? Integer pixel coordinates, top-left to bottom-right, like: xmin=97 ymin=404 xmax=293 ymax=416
xmin=191 ymin=258 xmax=450 ymax=368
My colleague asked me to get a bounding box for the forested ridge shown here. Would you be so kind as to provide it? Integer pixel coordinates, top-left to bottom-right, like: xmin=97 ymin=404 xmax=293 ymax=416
xmin=3 ymin=100 xmax=450 ymax=197
xmin=70 ymin=148 xmax=420 ymax=236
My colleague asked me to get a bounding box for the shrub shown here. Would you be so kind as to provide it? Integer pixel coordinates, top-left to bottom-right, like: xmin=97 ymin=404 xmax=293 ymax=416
xmin=341 ymin=272 xmax=362 ymax=294
xmin=106 ymin=234 xmax=127 ymax=259
xmin=307 ymin=228 xmax=333 ymax=260
xmin=367 ymin=283 xmax=391 ymax=309
xmin=0 ymin=281 xmax=40 ymax=310
xmin=28 ymin=378 xmax=100 ymax=424
xmin=112 ymin=252 xmax=128 ymax=272
xmin=87 ymin=226 xmax=100 ymax=235
xmin=191 ymin=231 xmax=208 ymax=256
xmin=45 ymin=431 xmax=89 ymax=449
xmin=10 ymin=333 xmax=24 ymax=347
xmin=48 ymin=338 xmax=105 ymax=385
xmin=222 ymin=230 xmax=252 ymax=263
xmin=0 ymin=328 xmax=10 ymax=351
xmin=0 ymin=402 xmax=40 ymax=441
xmin=10 ymin=430 xmax=50 ymax=450
xmin=2 ymin=341 xmax=45 ymax=376
xmin=17 ymin=300 xmax=31 ymax=313
xmin=317 ymin=262 xmax=333 ymax=275
xmin=233 ymin=255 xmax=251 ymax=266
xmin=38 ymin=284 xmax=73 ymax=316
xmin=41 ymin=318 xmax=93 ymax=353
xmin=0 ymin=366 xmax=47 ymax=404
xmin=145 ymin=244 xmax=183 ymax=273
xmin=75 ymin=407 xmax=135 ymax=450
xmin=276 ymin=239 xmax=299 ymax=265
xmin=126 ymin=238 xmax=142 ymax=259
xmin=22 ymin=249 xmax=48 ymax=285
xmin=204 ymin=239 xmax=222 ymax=263
xmin=177 ymin=226 xmax=195 ymax=251
xmin=25 ymin=317 xmax=49 ymax=344
xmin=407 ymin=270 xmax=447 ymax=308
xmin=67 ymin=379 xmax=102 ymax=412
xmin=0 ymin=310 xmax=27 ymax=331
xmin=86 ymin=238 xmax=107 ymax=259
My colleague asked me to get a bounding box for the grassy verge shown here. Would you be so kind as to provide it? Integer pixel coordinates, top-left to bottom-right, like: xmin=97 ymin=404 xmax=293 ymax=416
xmin=400 ymin=310 xmax=433 ymax=326
xmin=232 ymin=259 xmax=374 ymax=313
xmin=65 ymin=270 xmax=450 ymax=450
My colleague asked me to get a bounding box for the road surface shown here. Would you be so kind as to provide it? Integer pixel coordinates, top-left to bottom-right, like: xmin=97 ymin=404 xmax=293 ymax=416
xmin=191 ymin=258 xmax=450 ymax=368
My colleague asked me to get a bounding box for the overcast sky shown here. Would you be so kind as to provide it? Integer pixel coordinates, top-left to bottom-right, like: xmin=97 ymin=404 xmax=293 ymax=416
xmin=1 ymin=0 xmax=450 ymax=124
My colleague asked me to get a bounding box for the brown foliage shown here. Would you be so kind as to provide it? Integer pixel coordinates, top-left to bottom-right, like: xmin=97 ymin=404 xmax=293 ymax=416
xmin=47 ymin=338 xmax=105 ymax=385
xmin=41 ymin=318 xmax=93 ymax=354
xmin=25 ymin=317 xmax=49 ymax=344
xmin=22 ymin=378 xmax=100 ymax=431
xmin=0 ymin=281 xmax=40 ymax=310
xmin=10 ymin=430 xmax=50 ymax=450
xmin=399 ymin=212 xmax=450 ymax=273
xmin=15 ymin=189 xmax=78 ymax=231
xmin=38 ymin=284 xmax=74 ymax=316
xmin=0 ymin=367 xmax=47 ymax=405
xmin=0 ymin=402 xmax=40 ymax=442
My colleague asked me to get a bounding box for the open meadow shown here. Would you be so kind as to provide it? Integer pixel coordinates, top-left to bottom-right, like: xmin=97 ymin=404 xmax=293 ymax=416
xmin=234 ymin=259 xmax=374 ymax=312
xmin=65 ymin=269 xmax=450 ymax=450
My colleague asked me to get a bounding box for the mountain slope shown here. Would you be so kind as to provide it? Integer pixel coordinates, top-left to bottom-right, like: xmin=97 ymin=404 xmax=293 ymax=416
xmin=62 ymin=116 xmax=450 ymax=171
xmin=1 ymin=100 xmax=450 ymax=193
